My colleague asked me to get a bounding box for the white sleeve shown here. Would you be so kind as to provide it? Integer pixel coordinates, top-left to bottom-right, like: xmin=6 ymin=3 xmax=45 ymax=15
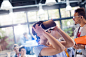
xmin=85 ymin=45 xmax=86 ymax=50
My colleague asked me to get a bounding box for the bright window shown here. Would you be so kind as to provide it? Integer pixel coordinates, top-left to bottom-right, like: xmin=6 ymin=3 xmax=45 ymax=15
xmin=12 ymin=12 xmax=27 ymax=24
xmin=71 ymin=6 xmax=80 ymax=16
xmin=0 ymin=12 xmax=27 ymax=26
xmin=62 ymin=19 xmax=75 ymax=38
xmin=55 ymin=21 xmax=60 ymax=28
xmin=48 ymin=9 xmax=59 ymax=19
xmin=0 ymin=14 xmax=13 ymax=26
xmin=60 ymin=8 xmax=70 ymax=18
xmin=37 ymin=11 xmax=48 ymax=21
xmin=14 ymin=24 xmax=29 ymax=45
xmin=28 ymin=11 xmax=37 ymax=22
xmin=0 ymin=27 xmax=14 ymax=50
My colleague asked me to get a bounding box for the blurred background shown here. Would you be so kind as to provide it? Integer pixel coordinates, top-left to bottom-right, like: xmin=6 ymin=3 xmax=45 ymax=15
xmin=0 ymin=0 xmax=86 ymax=57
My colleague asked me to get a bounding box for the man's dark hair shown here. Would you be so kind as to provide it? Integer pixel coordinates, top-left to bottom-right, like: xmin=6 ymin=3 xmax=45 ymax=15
xmin=75 ymin=7 xmax=86 ymax=19
xmin=19 ymin=46 xmax=25 ymax=52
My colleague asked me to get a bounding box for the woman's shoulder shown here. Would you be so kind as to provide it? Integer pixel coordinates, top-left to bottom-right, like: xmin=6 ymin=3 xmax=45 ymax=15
xmin=34 ymin=45 xmax=47 ymax=49
xmin=33 ymin=45 xmax=48 ymax=54
xmin=33 ymin=45 xmax=48 ymax=57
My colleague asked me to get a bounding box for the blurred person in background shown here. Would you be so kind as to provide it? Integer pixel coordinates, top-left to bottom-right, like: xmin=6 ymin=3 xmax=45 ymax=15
xmin=13 ymin=44 xmax=20 ymax=57
xmin=21 ymin=32 xmax=32 ymax=45
xmin=19 ymin=46 xmax=29 ymax=57
xmin=20 ymin=32 xmax=32 ymax=55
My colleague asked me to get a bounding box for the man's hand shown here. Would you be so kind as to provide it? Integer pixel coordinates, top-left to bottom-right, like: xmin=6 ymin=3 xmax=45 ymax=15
xmin=73 ymin=44 xmax=85 ymax=49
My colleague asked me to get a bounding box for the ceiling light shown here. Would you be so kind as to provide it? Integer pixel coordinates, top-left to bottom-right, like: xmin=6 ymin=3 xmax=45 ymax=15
xmin=38 ymin=3 xmax=44 ymax=15
xmin=1 ymin=0 xmax=13 ymax=10
xmin=45 ymin=0 xmax=56 ymax=6
xmin=58 ymin=0 xmax=65 ymax=2
xmin=66 ymin=0 xmax=72 ymax=11
xmin=66 ymin=5 xmax=72 ymax=11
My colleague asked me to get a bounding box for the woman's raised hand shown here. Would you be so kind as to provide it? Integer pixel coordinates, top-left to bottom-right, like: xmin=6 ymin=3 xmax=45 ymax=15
xmin=32 ymin=24 xmax=44 ymax=36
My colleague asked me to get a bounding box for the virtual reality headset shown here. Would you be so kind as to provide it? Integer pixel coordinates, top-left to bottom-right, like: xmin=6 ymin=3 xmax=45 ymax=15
xmin=32 ymin=20 xmax=56 ymax=35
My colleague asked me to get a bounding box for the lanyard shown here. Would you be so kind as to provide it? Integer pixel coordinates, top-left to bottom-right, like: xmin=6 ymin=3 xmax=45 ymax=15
xmin=17 ymin=53 xmax=19 ymax=57
xmin=77 ymin=32 xmax=81 ymax=37
xmin=77 ymin=27 xmax=81 ymax=37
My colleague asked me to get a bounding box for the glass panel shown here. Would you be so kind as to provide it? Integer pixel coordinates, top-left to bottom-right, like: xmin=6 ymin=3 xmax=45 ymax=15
xmin=0 ymin=14 xmax=13 ymax=26
xmin=12 ymin=12 xmax=27 ymax=24
xmin=29 ymin=24 xmax=33 ymax=35
xmin=0 ymin=27 xmax=14 ymax=51
xmin=60 ymin=8 xmax=70 ymax=18
xmin=62 ymin=19 xmax=74 ymax=29
xmin=55 ymin=21 xmax=60 ymax=28
xmin=37 ymin=11 xmax=48 ymax=21
xmin=48 ymin=9 xmax=59 ymax=19
xmin=62 ymin=19 xmax=75 ymax=39
xmin=0 ymin=12 xmax=27 ymax=26
xmin=71 ymin=6 xmax=80 ymax=16
xmin=28 ymin=11 xmax=38 ymax=22
xmin=29 ymin=24 xmax=38 ymax=40
xmin=28 ymin=11 xmax=48 ymax=22
xmin=14 ymin=24 xmax=37 ymax=55
xmin=14 ymin=24 xmax=29 ymax=45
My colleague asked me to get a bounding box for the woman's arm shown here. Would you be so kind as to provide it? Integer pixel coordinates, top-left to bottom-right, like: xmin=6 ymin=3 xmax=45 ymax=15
xmin=40 ymin=31 xmax=65 ymax=56
xmin=55 ymin=26 xmax=74 ymax=48
xmin=33 ymin=24 xmax=65 ymax=56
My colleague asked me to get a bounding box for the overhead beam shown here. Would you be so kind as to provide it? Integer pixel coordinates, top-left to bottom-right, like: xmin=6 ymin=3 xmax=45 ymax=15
xmin=0 ymin=1 xmax=79 ymax=14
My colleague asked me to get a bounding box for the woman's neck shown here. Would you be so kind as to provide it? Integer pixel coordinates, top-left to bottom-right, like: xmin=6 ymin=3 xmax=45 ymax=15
xmin=21 ymin=55 xmax=26 ymax=57
xmin=53 ymin=34 xmax=61 ymax=39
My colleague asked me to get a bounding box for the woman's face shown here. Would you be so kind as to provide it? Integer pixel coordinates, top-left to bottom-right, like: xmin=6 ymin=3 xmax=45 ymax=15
xmin=39 ymin=35 xmax=47 ymax=40
xmin=47 ymin=28 xmax=61 ymax=39
xmin=14 ymin=47 xmax=19 ymax=54
xmin=20 ymin=48 xmax=26 ymax=56
xmin=46 ymin=28 xmax=56 ymax=35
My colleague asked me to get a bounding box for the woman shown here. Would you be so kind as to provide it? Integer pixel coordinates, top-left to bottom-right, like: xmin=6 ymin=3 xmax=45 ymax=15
xmin=32 ymin=20 xmax=74 ymax=57
xmin=19 ymin=46 xmax=29 ymax=57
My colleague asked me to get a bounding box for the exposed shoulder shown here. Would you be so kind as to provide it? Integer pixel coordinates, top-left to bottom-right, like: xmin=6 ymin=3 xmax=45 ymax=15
xmin=33 ymin=45 xmax=48 ymax=57
xmin=34 ymin=45 xmax=47 ymax=48
xmin=33 ymin=45 xmax=48 ymax=52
